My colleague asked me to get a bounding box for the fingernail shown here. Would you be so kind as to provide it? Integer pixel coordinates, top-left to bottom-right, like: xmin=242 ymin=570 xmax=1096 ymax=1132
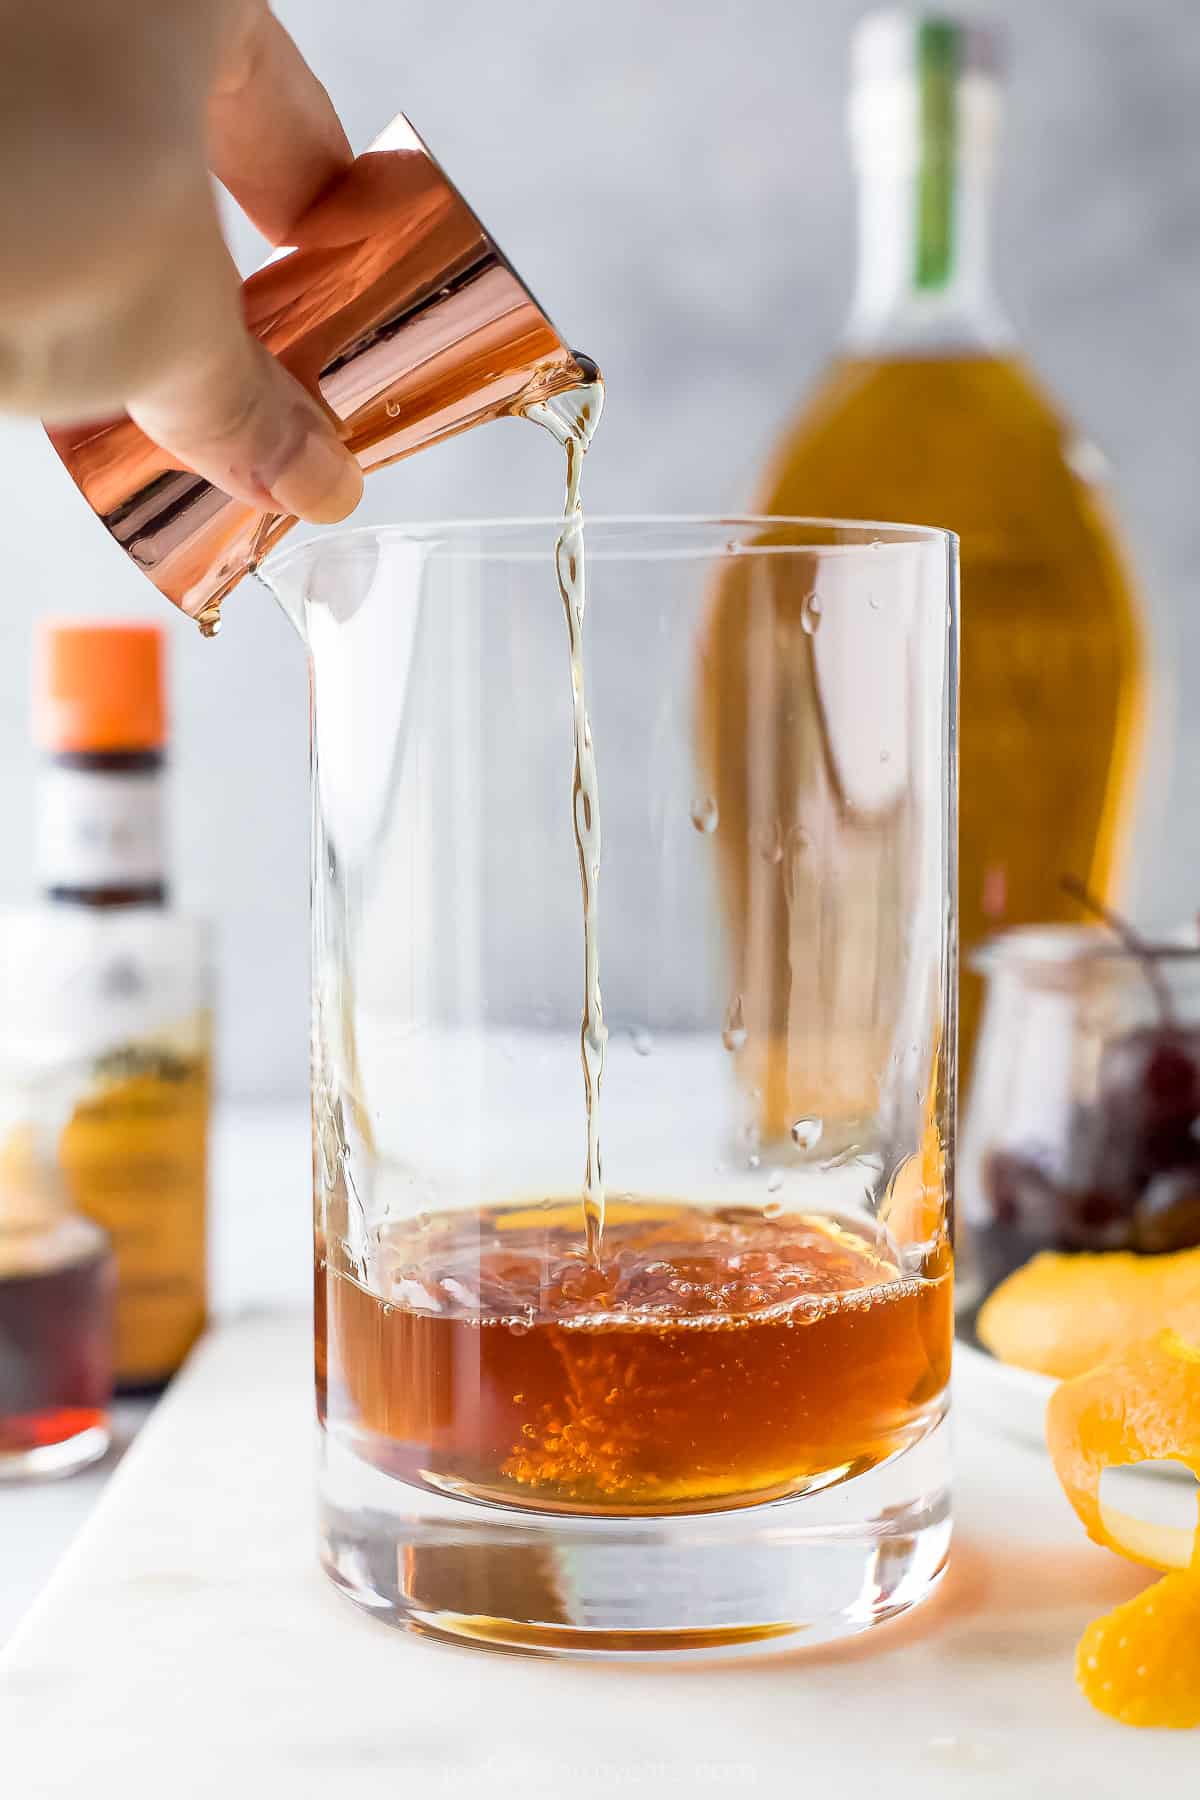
xmin=266 ymin=423 xmax=363 ymax=524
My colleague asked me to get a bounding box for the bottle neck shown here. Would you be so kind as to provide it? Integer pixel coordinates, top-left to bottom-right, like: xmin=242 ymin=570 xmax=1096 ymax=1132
xmin=846 ymin=154 xmax=1008 ymax=354
xmin=845 ymin=48 xmax=1010 ymax=357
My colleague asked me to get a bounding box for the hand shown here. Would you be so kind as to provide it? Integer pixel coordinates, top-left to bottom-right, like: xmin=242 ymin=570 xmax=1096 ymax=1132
xmin=0 ymin=0 xmax=363 ymax=523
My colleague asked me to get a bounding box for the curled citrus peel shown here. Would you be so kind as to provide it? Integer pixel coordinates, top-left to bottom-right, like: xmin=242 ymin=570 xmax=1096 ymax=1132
xmin=1046 ymin=1329 xmax=1200 ymax=1570
xmin=1047 ymin=1329 xmax=1200 ymax=1727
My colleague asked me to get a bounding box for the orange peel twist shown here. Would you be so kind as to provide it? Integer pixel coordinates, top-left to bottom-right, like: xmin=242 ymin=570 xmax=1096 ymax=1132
xmin=1047 ymin=1328 xmax=1200 ymax=1728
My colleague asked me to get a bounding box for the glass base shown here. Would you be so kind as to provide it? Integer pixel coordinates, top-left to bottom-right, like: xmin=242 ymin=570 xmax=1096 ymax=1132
xmin=0 ymin=1418 xmax=110 ymax=1482
xmin=317 ymin=1413 xmax=950 ymax=1660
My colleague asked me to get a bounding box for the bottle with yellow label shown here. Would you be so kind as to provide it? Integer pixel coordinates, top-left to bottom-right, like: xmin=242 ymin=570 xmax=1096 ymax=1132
xmin=31 ymin=622 xmax=211 ymax=1391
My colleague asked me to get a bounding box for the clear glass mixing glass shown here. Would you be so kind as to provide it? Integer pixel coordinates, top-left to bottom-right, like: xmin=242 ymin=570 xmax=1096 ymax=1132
xmin=263 ymin=515 xmax=958 ymax=1657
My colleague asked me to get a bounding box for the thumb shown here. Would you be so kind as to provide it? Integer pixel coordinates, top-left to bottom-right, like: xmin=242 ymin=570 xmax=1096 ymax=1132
xmin=126 ymin=206 xmax=362 ymax=524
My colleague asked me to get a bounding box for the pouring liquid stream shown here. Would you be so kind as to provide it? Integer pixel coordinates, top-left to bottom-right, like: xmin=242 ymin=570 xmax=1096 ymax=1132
xmin=523 ymin=359 xmax=607 ymax=1259
xmin=250 ymin=359 xmax=610 ymax=1265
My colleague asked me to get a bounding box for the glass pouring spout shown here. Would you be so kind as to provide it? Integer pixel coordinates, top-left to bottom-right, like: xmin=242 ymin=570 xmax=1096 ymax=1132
xmin=45 ymin=114 xmax=594 ymax=633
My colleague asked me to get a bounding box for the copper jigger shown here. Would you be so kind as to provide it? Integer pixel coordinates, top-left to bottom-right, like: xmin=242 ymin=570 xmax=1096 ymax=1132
xmin=47 ymin=114 xmax=592 ymax=628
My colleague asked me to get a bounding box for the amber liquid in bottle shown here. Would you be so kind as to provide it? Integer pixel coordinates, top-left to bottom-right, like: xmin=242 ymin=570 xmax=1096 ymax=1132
xmin=706 ymin=22 xmax=1144 ymax=1109
xmin=758 ymin=353 xmax=1143 ymax=1080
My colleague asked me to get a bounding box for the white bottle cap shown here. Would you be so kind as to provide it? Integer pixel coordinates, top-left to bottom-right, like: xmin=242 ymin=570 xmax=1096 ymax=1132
xmin=850 ymin=11 xmax=1004 ymax=166
xmin=852 ymin=11 xmax=1005 ymax=87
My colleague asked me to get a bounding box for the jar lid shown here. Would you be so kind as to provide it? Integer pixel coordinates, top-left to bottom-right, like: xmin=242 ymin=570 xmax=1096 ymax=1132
xmin=972 ymin=923 xmax=1200 ymax=980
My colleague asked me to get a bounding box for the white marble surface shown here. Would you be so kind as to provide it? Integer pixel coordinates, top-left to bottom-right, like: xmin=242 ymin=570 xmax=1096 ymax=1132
xmin=2 ymin=1307 xmax=1198 ymax=1792
xmin=0 ymin=1102 xmax=311 ymax=1646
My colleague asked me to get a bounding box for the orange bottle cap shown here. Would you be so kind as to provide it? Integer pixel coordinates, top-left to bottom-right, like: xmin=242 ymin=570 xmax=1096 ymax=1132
xmin=34 ymin=621 xmax=167 ymax=753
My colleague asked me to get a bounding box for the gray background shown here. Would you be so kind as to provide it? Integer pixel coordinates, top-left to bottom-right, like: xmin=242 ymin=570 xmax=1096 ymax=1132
xmin=1 ymin=0 xmax=1197 ymax=1097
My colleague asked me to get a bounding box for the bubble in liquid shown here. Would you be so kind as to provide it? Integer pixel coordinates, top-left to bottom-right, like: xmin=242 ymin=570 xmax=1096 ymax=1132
xmin=766 ymin=1169 xmax=785 ymax=1194
xmin=691 ymin=795 xmax=720 ymax=834
xmin=791 ymin=1117 xmax=824 ymax=1151
xmin=631 ymin=1027 xmax=653 ymax=1057
xmin=508 ymin=1317 xmax=531 ymax=1337
xmin=800 ymin=592 xmax=823 ymax=635
xmin=722 ymin=994 xmax=747 ymax=1053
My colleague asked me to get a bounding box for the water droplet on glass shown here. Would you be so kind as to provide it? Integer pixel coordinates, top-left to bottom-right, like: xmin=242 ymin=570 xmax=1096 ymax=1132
xmin=800 ymin=592 xmax=823 ymax=635
xmin=868 ymin=592 xmax=881 ymax=610
xmin=747 ymin=1151 xmax=761 ymax=1170
xmin=691 ymin=795 xmax=719 ymax=834
xmin=763 ymin=1199 xmax=784 ymax=1219
xmin=631 ymin=1027 xmax=653 ymax=1057
xmin=756 ymin=819 xmax=784 ymax=864
xmin=722 ymin=994 xmax=747 ymax=1053
xmin=766 ymin=1168 xmax=784 ymax=1194
xmin=880 ymin=748 xmax=891 ymax=764
xmin=791 ymin=1117 xmax=824 ymax=1151
xmin=787 ymin=824 xmax=812 ymax=855
xmin=196 ymin=604 xmax=222 ymax=639
xmin=385 ymin=398 xmax=402 ymax=418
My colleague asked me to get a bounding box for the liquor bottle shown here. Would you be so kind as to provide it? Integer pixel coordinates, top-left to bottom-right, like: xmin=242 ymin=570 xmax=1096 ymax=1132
xmin=721 ymin=12 xmax=1145 ymax=1106
xmin=32 ymin=623 xmax=211 ymax=1391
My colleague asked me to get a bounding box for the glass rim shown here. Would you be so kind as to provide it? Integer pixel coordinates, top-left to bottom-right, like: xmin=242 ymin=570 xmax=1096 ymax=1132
xmin=263 ymin=512 xmax=958 ymax=580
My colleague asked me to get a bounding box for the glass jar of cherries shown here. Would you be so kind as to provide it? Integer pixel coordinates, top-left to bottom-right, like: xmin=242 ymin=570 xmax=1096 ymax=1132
xmin=959 ymin=916 xmax=1200 ymax=1312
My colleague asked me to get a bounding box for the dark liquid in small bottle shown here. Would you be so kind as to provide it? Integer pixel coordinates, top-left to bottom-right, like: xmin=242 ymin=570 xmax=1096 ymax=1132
xmin=0 ymin=1247 xmax=115 ymax=1462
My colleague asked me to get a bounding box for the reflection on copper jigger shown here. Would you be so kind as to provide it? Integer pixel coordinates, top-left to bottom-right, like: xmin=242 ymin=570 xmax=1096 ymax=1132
xmin=46 ymin=114 xmax=592 ymax=628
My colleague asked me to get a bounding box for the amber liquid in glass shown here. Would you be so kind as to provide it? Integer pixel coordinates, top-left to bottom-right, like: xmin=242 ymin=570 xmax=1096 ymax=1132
xmin=317 ymin=1199 xmax=951 ymax=1515
xmin=748 ymin=352 xmax=1144 ymax=1083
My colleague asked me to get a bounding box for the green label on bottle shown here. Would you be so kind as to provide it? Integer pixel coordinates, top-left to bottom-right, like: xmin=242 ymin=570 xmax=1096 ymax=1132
xmin=914 ymin=20 xmax=959 ymax=291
